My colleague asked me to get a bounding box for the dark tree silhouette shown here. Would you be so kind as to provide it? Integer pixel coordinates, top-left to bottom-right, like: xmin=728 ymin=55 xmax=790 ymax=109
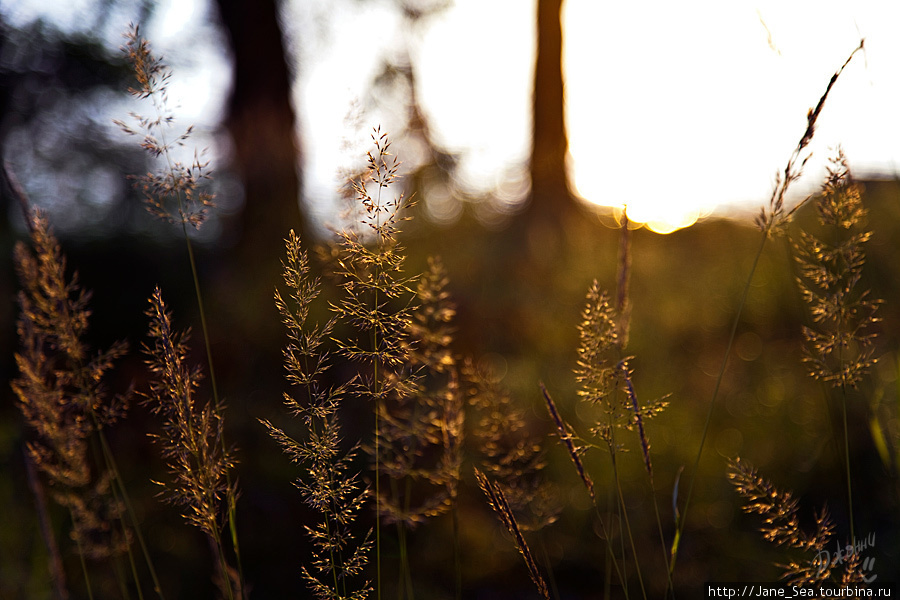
xmin=525 ymin=0 xmax=580 ymax=248
xmin=214 ymin=0 xmax=305 ymax=248
xmin=205 ymin=0 xmax=308 ymax=407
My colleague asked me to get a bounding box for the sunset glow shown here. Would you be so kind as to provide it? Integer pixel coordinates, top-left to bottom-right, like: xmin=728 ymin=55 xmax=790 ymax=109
xmin=414 ymin=0 xmax=900 ymax=233
xmin=562 ymin=0 xmax=899 ymax=233
xmin=9 ymin=0 xmax=898 ymax=234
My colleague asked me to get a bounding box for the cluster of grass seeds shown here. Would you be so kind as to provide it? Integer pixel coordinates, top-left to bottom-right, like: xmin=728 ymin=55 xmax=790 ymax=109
xmin=116 ymin=23 xmax=244 ymax=597
xmin=541 ymin=279 xmax=670 ymax=600
xmin=324 ymin=127 xmax=418 ymax=599
xmin=728 ymin=457 xmax=868 ymax=585
xmin=265 ymin=131 xmax=466 ymax=600
xmin=465 ymin=359 xmax=559 ymax=533
xmin=729 ymin=148 xmax=882 ymax=586
xmin=11 ymin=202 xmax=165 ymax=599
xmin=142 ymin=289 xmax=241 ymax=599
xmin=465 ymin=358 xmax=560 ymax=599
xmin=13 ymin=209 xmax=131 ymax=588
xmin=261 ymin=230 xmax=372 ymax=600
xmin=114 ymin=24 xmax=215 ymax=231
xmin=792 ymin=149 xmax=881 ymax=544
xmin=449 ymin=213 xmax=571 ymax=595
xmin=263 ymin=130 xmax=562 ymax=600
xmin=571 ymin=281 xmax=666 ymax=480
xmin=755 ymin=42 xmax=865 ymax=235
xmin=794 ymin=149 xmax=880 ymax=391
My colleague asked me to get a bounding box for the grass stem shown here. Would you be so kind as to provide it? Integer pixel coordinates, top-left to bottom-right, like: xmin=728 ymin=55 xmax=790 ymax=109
xmin=841 ymin=394 xmax=855 ymax=545
xmin=672 ymin=228 xmax=767 ymax=575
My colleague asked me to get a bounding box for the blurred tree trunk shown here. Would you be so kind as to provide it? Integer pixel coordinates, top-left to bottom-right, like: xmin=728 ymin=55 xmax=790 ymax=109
xmin=480 ymin=0 xmax=586 ymax=355
xmin=212 ymin=0 xmax=304 ymax=398
xmin=526 ymin=0 xmax=578 ymax=249
xmin=214 ymin=0 xmax=305 ymax=249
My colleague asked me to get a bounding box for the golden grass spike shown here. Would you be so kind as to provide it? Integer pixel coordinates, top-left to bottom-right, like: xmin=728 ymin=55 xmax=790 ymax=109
xmin=474 ymin=469 xmax=551 ymax=600
xmin=727 ymin=457 xmax=854 ymax=585
xmin=13 ymin=209 xmax=132 ymax=563
xmin=267 ymin=230 xmax=373 ymax=600
xmin=540 ymin=382 xmax=594 ymax=500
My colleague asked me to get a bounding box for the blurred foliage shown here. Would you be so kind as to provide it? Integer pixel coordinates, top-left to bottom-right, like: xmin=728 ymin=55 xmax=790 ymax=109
xmin=0 ymin=12 xmax=159 ymax=237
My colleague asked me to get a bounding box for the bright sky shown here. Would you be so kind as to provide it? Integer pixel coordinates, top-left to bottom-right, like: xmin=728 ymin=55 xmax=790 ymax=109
xmin=5 ymin=0 xmax=900 ymax=234
xmin=298 ymin=0 xmax=900 ymax=233
xmin=564 ymin=0 xmax=899 ymax=233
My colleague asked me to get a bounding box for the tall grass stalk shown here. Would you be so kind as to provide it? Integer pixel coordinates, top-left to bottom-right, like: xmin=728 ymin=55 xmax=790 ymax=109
xmin=540 ymin=281 xmax=667 ymax=599
xmin=620 ymin=361 xmax=675 ymax=598
xmin=93 ymin=412 xmax=165 ymax=599
xmin=539 ymin=206 xmax=671 ymax=597
xmin=143 ymin=288 xmax=240 ymax=600
xmin=115 ymin=24 xmax=244 ymax=590
xmin=616 ymin=211 xmax=674 ymax=597
xmin=671 ymin=40 xmax=864 ymax=576
xmin=475 ymin=469 xmax=551 ymax=600
xmin=793 ymin=149 xmax=880 ymax=546
xmin=328 ymin=127 xmax=416 ymax=599
xmin=262 ymin=229 xmax=372 ymax=599
xmin=12 ymin=204 xmax=164 ymax=599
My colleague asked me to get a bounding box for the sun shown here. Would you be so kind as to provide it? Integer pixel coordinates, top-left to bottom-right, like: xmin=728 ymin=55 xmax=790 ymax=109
xmin=569 ymin=165 xmax=708 ymax=235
